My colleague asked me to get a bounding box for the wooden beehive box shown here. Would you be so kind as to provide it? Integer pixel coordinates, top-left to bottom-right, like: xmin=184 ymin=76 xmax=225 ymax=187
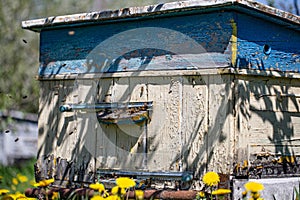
xmin=22 ymin=0 xmax=300 ymax=187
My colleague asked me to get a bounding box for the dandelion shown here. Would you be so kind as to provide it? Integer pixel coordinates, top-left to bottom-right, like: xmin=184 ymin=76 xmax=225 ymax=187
xmin=91 ymin=195 xmax=105 ymax=200
xmin=198 ymin=191 xmax=205 ymax=197
xmin=244 ymin=182 xmax=264 ymax=200
xmin=244 ymin=182 xmax=264 ymax=193
xmin=251 ymin=192 xmax=261 ymax=199
xmin=11 ymin=185 xmax=16 ymax=191
xmin=111 ymin=186 xmax=126 ymax=196
xmin=135 ymin=190 xmax=144 ymax=200
xmin=51 ymin=191 xmax=59 ymax=200
xmin=5 ymin=193 xmax=18 ymax=200
xmin=116 ymin=177 xmax=136 ymax=189
xmin=0 ymin=189 xmax=10 ymax=195
xmin=33 ymin=178 xmax=54 ymax=187
xmin=211 ymin=188 xmax=231 ymax=195
xmin=105 ymin=195 xmax=121 ymax=200
xmin=5 ymin=192 xmax=27 ymax=200
xmin=196 ymin=191 xmax=206 ymax=200
xmin=89 ymin=182 xmax=105 ymax=193
xmin=242 ymin=190 xmax=247 ymax=198
xmin=202 ymin=172 xmax=220 ymax=187
xmin=12 ymin=178 xmax=18 ymax=185
xmin=17 ymin=174 xmax=28 ymax=183
xmin=15 ymin=193 xmax=27 ymax=199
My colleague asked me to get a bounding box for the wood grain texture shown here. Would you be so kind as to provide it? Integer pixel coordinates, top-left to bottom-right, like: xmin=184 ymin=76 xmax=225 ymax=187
xmin=236 ymin=13 xmax=300 ymax=71
xmin=235 ymin=75 xmax=300 ymax=165
xmin=38 ymin=12 xmax=233 ymax=75
xmin=33 ymin=1 xmax=300 ymax=183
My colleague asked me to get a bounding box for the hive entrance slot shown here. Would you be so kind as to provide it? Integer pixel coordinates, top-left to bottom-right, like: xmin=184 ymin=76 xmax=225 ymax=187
xmin=59 ymin=101 xmax=153 ymax=125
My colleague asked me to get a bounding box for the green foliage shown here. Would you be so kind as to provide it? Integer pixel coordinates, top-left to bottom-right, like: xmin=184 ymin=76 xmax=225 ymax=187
xmin=266 ymin=0 xmax=275 ymax=7
xmin=266 ymin=0 xmax=299 ymax=15
xmin=0 ymin=158 xmax=36 ymax=193
xmin=96 ymin=0 xmax=175 ymax=11
xmin=0 ymin=0 xmax=93 ymax=113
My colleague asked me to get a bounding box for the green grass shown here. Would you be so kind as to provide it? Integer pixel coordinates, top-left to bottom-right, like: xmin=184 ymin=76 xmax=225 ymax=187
xmin=0 ymin=158 xmax=36 ymax=193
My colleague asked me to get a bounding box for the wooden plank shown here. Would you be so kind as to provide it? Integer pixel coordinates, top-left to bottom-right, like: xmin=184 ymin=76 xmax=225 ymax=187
xmin=55 ymin=80 xmax=77 ymax=162
xmin=146 ymin=76 xmax=182 ymax=171
xmin=182 ymin=75 xmax=208 ymax=174
xmin=37 ymin=68 xmax=235 ymax=80
xmin=206 ymin=75 xmax=234 ymax=173
xmin=234 ymin=78 xmax=250 ymax=164
xmin=95 ymin=77 xmax=149 ymax=170
xmin=38 ymin=12 xmax=233 ymax=75
xmin=236 ymin=76 xmax=300 ymax=165
xmin=38 ymin=81 xmax=59 ymax=158
xmin=236 ymin=13 xmax=300 ymax=71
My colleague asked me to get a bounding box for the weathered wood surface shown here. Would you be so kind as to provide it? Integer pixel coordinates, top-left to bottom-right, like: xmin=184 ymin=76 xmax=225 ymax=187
xmin=37 ymin=70 xmax=235 ymax=182
xmin=24 ymin=0 xmax=300 ymax=185
xmin=35 ymin=11 xmax=300 ymax=76
xmin=38 ymin=11 xmax=233 ymax=76
xmin=234 ymin=75 xmax=300 ymax=169
xmin=236 ymin=13 xmax=300 ymax=71
xmin=37 ymin=68 xmax=300 ymax=182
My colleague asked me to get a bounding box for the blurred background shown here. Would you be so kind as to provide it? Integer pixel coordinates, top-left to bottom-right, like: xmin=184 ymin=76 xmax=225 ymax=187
xmin=0 ymin=0 xmax=298 ymax=193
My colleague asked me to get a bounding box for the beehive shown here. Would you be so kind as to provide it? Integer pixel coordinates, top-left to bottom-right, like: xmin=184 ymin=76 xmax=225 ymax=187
xmin=22 ymin=0 xmax=300 ymax=188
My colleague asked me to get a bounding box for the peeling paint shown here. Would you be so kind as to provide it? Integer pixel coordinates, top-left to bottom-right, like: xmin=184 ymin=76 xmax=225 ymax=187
xmin=230 ymin=19 xmax=237 ymax=67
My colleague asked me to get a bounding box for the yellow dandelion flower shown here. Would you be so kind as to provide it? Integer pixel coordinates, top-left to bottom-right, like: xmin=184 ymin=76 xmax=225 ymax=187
xmin=244 ymin=182 xmax=264 ymax=193
xmin=211 ymin=188 xmax=231 ymax=195
xmin=11 ymin=185 xmax=16 ymax=191
xmin=242 ymin=190 xmax=248 ymax=197
xmin=33 ymin=178 xmax=54 ymax=187
xmin=0 ymin=189 xmax=10 ymax=195
xmin=51 ymin=192 xmax=59 ymax=200
xmin=15 ymin=193 xmax=27 ymax=199
xmin=102 ymin=190 xmax=109 ymax=198
xmin=202 ymin=172 xmax=220 ymax=187
xmin=0 ymin=176 xmax=3 ymax=180
xmin=12 ymin=178 xmax=18 ymax=185
xmin=91 ymin=195 xmax=104 ymax=200
xmin=17 ymin=174 xmax=28 ymax=183
xmin=116 ymin=177 xmax=136 ymax=189
xmin=198 ymin=191 xmax=205 ymax=198
xmin=4 ymin=192 xmax=26 ymax=200
xmin=251 ymin=192 xmax=261 ymax=199
xmin=89 ymin=182 xmax=105 ymax=192
xmin=5 ymin=193 xmax=18 ymax=200
xmin=111 ymin=186 xmax=126 ymax=195
xmin=135 ymin=190 xmax=144 ymax=200
xmin=105 ymin=195 xmax=121 ymax=200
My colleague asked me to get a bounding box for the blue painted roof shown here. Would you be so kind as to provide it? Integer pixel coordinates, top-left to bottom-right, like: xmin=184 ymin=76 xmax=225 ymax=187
xmin=22 ymin=0 xmax=300 ymax=32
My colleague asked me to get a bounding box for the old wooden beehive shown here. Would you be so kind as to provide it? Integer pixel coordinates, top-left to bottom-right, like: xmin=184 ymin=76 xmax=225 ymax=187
xmin=22 ymin=0 xmax=300 ymax=191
